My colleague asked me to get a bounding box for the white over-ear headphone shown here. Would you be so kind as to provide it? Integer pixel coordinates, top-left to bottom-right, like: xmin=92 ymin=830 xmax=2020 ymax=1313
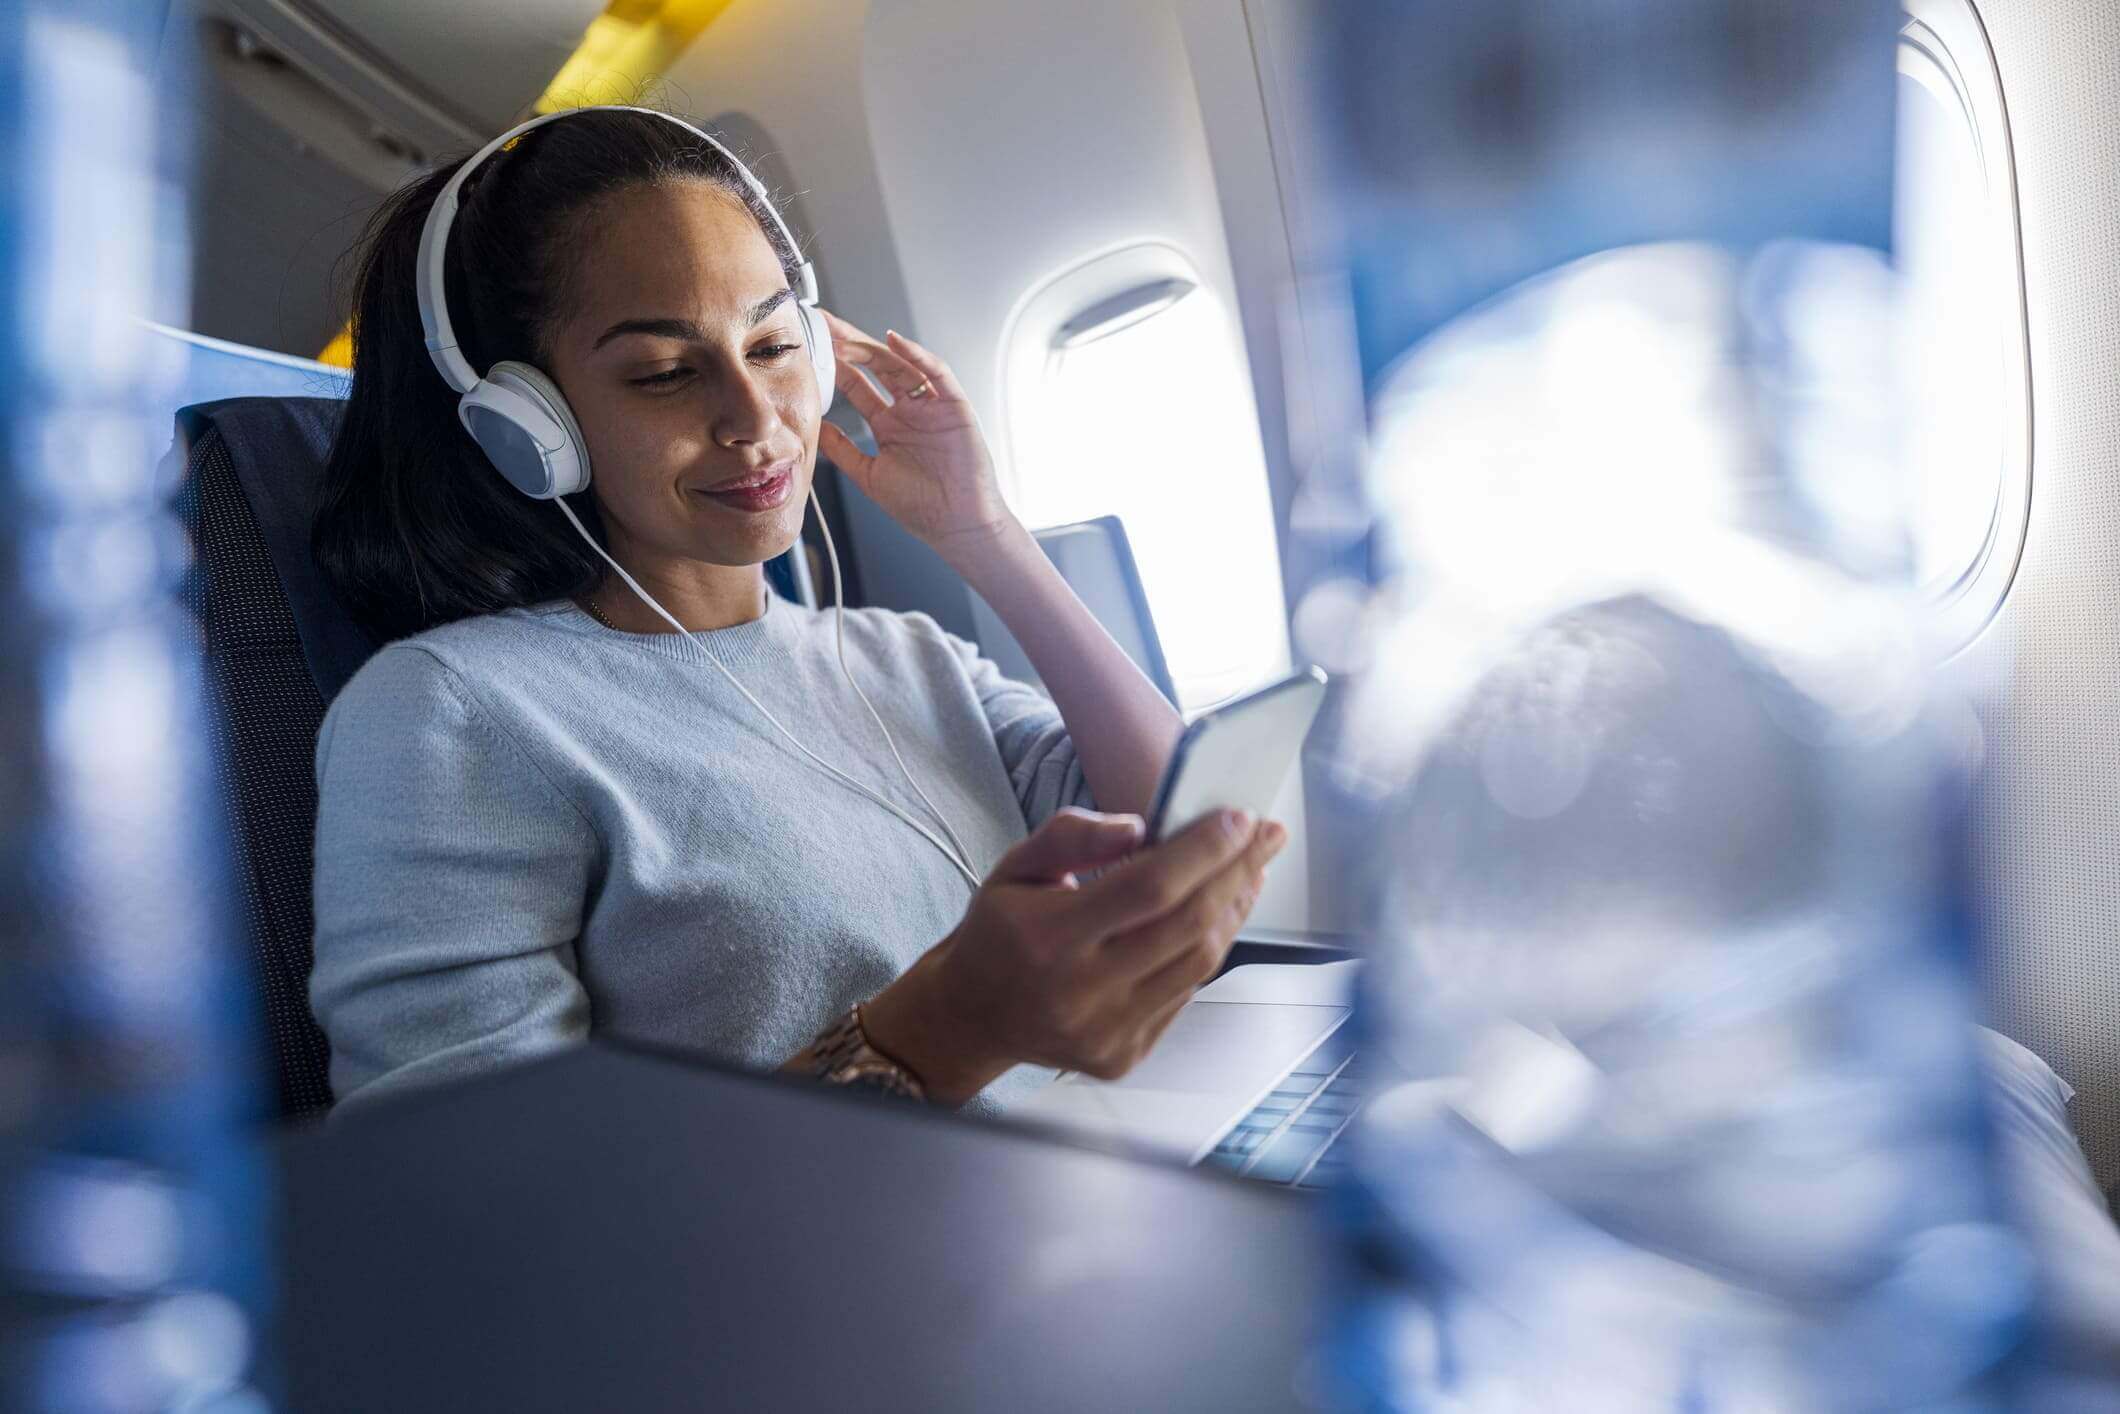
xmin=410 ymin=106 xmax=981 ymax=891
xmin=414 ymin=104 xmax=835 ymax=500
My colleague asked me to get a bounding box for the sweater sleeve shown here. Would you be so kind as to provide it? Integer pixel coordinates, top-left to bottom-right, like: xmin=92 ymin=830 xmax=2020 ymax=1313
xmin=941 ymin=630 xmax=1099 ymax=829
xmin=310 ymin=645 xmax=597 ymax=1110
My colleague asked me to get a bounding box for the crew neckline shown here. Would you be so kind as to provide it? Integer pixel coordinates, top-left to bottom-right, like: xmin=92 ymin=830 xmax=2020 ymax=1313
xmin=544 ymin=592 xmax=805 ymax=670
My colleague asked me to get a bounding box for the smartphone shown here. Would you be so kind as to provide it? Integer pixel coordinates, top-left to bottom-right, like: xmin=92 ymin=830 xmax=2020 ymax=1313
xmin=1146 ymin=667 xmax=1329 ymax=843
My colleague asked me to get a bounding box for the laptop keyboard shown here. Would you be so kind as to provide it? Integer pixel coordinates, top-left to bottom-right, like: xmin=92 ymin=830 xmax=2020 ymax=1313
xmin=1200 ymin=1027 xmax=1361 ymax=1189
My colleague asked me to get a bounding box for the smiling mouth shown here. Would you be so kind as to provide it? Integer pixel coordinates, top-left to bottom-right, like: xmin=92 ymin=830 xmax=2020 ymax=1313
xmin=707 ymin=465 xmax=790 ymax=492
xmin=695 ymin=464 xmax=795 ymax=512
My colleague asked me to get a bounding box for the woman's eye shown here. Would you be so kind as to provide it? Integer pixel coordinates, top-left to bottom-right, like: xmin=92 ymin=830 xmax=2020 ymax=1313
xmin=629 ymin=344 xmax=797 ymax=387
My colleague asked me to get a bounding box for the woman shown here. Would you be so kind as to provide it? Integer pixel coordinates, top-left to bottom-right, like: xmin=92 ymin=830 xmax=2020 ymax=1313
xmin=310 ymin=106 xmax=1284 ymax=1114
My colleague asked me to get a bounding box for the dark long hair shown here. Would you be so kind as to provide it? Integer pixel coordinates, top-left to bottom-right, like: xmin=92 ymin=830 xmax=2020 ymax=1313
xmin=313 ymin=108 xmax=802 ymax=643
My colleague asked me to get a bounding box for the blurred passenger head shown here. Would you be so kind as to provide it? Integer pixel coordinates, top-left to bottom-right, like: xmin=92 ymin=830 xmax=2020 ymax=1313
xmin=1375 ymin=596 xmax=1832 ymax=1037
xmin=314 ymin=107 xmax=814 ymax=641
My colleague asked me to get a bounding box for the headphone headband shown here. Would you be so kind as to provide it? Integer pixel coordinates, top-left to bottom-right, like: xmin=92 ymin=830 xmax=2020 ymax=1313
xmin=414 ymin=104 xmax=819 ymax=394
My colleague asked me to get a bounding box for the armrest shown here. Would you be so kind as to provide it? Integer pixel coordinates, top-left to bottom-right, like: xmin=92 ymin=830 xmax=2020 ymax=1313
xmin=1222 ymin=927 xmax=1359 ymax=975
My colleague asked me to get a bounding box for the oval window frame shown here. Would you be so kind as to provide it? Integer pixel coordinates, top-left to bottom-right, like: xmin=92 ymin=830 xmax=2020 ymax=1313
xmin=1900 ymin=0 xmax=2032 ymax=652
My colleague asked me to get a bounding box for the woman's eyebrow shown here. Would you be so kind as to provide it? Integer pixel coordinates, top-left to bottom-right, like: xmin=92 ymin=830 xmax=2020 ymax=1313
xmin=591 ymin=290 xmax=795 ymax=350
xmin=593 ymin=316 xmax=704 ymax=350
xmin=746 ymin=288 xmax=795 ymax=325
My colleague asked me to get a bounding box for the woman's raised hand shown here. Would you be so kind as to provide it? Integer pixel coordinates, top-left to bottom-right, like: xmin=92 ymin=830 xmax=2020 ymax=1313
xmin=814 ymin=310 xmax=1017 ymax=558
xmin=862 ymin=807 xmax=1288 ymax=1107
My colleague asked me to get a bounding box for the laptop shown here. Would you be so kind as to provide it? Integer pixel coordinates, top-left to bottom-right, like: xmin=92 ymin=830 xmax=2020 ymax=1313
xmin=1011 ymin=959 xmax=1365 ymax=1189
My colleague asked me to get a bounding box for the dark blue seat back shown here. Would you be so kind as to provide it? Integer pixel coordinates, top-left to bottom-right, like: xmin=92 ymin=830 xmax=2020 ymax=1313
xmin=175 ymin=397 xmax=354 ymax=1118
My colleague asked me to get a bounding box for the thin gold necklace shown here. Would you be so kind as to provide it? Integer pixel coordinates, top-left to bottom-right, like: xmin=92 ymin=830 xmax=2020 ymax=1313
xmin=582 ymin=593 xmax=621 ymax=630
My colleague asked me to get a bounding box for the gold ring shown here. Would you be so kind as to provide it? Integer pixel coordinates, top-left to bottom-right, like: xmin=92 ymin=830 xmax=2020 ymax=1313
xmin=906 ymin=380 xmax=934 ymax=400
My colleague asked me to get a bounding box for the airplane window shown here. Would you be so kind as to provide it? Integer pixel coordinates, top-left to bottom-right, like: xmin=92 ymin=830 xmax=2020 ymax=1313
xmin=1007 ymin=267 xmax=1288 ymax=712
xmin=1896 ymin=0 xmax=2030 ymax=648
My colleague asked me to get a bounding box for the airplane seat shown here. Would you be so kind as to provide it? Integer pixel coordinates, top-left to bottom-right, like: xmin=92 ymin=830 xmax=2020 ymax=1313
xmin=173 ymin=396 xmax=358 ymax=1120
xmin=968 ymin=515 xmax=1178 ymax=705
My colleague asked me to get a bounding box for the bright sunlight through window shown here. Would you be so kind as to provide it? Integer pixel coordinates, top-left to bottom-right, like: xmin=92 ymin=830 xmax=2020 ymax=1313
xmin=1898 ymin=38 xmax=1999 ymax=591
xmin=1894 ymin=0 xmax=2030 ymax=646
xmin=1008 ymin=279 xmax=1288 ymax=712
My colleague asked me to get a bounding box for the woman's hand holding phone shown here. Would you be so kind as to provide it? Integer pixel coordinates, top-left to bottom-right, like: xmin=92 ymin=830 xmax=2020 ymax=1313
xmin=863 ymin=807 xmax=1288 ymax=1108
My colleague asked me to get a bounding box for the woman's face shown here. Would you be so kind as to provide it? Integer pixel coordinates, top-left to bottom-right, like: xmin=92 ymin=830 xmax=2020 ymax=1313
xmin=545 ymin=180 xmax=820 ymax=571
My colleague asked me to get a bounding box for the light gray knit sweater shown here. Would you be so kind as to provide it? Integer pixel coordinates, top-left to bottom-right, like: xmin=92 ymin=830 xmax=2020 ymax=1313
xmin=310 ymin=594 xmax=1093 ymax=1115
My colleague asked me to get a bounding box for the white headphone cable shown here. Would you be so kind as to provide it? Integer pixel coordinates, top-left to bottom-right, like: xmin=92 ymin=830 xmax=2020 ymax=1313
xmin=806 ymin=483 xmax=979 ymax=879
xmin=552 ymin=495 xmax=982 ymax=891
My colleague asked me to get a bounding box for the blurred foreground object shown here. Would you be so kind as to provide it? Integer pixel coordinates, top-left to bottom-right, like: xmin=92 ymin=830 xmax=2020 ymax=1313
xmin=0 ymin=2 xmax=266 ymax=1410
xmin=1297 ymin=0 xmax=2086 ymax=1408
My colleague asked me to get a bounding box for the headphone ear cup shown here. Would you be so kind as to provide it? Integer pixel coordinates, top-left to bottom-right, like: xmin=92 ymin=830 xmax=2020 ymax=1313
xmin=457 ymin=365 xmax=586 ymax=500
xmin=799 ymin=302 xmax=835 ymax=416
xmin=491 ymin=362 xmax=593 ymax=496
xmin=459 ymin=378 xmax=566 ymax=500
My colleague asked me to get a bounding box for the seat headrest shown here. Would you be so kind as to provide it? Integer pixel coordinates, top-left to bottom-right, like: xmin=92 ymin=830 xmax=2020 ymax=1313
xmin=178 ymin=397 xmax=375 ymax=704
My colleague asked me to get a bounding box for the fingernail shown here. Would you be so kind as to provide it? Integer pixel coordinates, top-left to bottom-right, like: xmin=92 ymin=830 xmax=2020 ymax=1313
xmin=1121 ymin=815 xmax=1146 ymax=840
xmin=1221 ymin=809 xmax=1251 ymax=840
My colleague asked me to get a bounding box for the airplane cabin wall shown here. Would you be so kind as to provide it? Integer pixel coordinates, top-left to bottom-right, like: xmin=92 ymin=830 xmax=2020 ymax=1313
xmin=1959 ymin=0 xmax=2120 ymax=1194
xmin=859 ymin=0 xmax=1247 ymax=492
